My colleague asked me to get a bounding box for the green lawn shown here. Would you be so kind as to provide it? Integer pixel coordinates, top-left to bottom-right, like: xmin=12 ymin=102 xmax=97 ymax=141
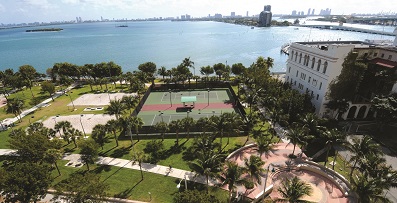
xmin=52 ymin=160 xmax=228 ymax=203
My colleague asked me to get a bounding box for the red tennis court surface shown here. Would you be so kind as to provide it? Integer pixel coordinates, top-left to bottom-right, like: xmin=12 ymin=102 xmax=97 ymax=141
xmin=141 ymin=103 xmax=234 ymax=111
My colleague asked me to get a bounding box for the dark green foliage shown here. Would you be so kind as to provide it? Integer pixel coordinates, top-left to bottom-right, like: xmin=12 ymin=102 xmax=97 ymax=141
xmin=79 ymin=139 xmax=100 ymax=171
xmin=276 ymin=176 xmax=313 ymax=202
xmin=173 ymin=189 xmax=221 ymax=203
xmin=144 ymin=140 xmax=164 ymax=163
xmin=371 ymin=94 xmax=397 ymax=131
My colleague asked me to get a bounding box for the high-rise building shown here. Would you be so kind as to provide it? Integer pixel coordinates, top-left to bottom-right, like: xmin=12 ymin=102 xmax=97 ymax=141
xmin=231 ymin=12 xmax=235 ymax=17
xmin=214 ymin=13 xmax=222 ymax=18
xmin=181 ymin=15 xmax=186 ymax=20
xmin=312 ymin=9 xmax=315 ymax=15
xmin=246 ymin=11 xmax=249 ymax=17
xmin=307 ymin=8 xmax=311 ymax=15
xmin=186 ymin=14 xmax=191 ymax=20
xmin=259 ymin=5 xmax=272 ymax=27
xmin=292 ymin=10 xmax=297 ymax=15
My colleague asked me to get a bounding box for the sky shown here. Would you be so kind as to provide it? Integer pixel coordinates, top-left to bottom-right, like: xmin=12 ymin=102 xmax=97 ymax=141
xmin=0 ymin=0 xmax=396 ymax=24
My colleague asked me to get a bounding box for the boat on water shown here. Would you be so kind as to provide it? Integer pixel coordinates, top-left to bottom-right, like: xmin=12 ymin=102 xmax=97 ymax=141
xmin=251 ymin=26 xmax=255 ymax=29
xmin=294 ymin=28 xmax=299 ymax=30
xmin=116 ymin=25 xmax=128 ymax=28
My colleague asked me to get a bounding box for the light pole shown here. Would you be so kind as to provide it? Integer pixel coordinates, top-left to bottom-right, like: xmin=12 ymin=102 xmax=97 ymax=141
xmin=263 ymin=164 xmax=270 ymax=199
xmin=54 ymin=115 xmax=61 ymax=137
xmin=212 ymin=110 xmax=215 ymax=117
xmin=207 ymin=88 xmax=210 ymax=106
xmin=184 ymin=174 xmax=187 ymax=190
xmin=68 ymin=91 xmax=76 ymax=111
xmin=28 ymin=116 xmax=34 ymax=125
xmin=80 ymin=114 xmax=86 ymax=137
xmin=176 ymin=175 xmax=188 ymax=190
xmin=148 ymin=192 xmax=152 ymax=202
xmin=169 ymin=89 xmax=172 ymax=107
xmin=159 ymin=111 xmax=164 ymax=122
xmin=186 ymin=109 xmax=191 ymax=118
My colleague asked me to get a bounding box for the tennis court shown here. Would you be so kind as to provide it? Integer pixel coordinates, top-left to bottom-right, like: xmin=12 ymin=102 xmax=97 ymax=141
xmin=137 ymin=89 xmax=241 ymax=126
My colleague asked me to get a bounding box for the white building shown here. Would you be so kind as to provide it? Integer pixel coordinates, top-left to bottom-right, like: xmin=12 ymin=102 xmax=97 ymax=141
xmin=286 ymin=40 xmax=397 ymax=120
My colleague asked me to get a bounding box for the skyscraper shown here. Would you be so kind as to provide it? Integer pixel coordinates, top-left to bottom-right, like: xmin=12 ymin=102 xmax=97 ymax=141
xmin=259 ymin=5 xmax=272 ymax=27
xmin=307 ymin=8 xmax=311 ymax=15
xmin=312 ymin=9 xmax=315 ymax=15
xmin=292 ymin=10 xmax=297 ymax=15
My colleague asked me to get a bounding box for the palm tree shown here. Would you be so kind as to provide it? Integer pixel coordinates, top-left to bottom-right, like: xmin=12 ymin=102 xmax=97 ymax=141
xmin=218 ymin=161 xmax=247 ymax=203
xmin=182 ymin=57 xmax=195 ymax=76
xmin=121 ymin=95 xmax=139 ymax=114
xmin=321 ymin=128 xmax=346 ymax=169
xmin=154 ymin=121 xmax=169 ymax=141
xmin=54 ymin=121 xmax=72 ymax=144
xmin=181 ymin=117 xmax=195 ymax=140
xmin=285 ymin=123 xmax=313 ymax=157
xmin=169 ymin=119 xmax=183 ymax=145
xmin=196 ymin=117 xmax=215 ymax=133
xmin=132 ymin=150 xmax=148 ymax=180
xmin=6 ymin=98 xmax=24 ymax=122
xmin=254 ymin=135 xmax=275 ymax=158
xmin=105 ymin=119 xmax=121 ymax=147
xmin=68 ymin=128 xmax=83 ymax=148
xmin=157 ymin=66 xmax=168 ymax=80
xmin=243 ymin=155 xmax=266 ymax=185
xmin=44 ymin=148 xmax=63 ymax=175
xmin=189 ymin=150 xmax=224 ymax=192
xmin=79 ymin=139 xmax=99 ymax=171
xmin=265 ymin=57 xmax=274 ymax=69
xmin=131 ymin=116 xmax=144 ymax=142
xmin=91 ymin=124 xmax=108 ymax=150
xmin=346 ymin=135 xmax=383 ymax=181
xmin=276 ymin=176 xmax=313 ymax=203
xmin=105 ymin=99 xmax=125 ymax=119
xmin=351 ymin=174 xmax=391 ymax=203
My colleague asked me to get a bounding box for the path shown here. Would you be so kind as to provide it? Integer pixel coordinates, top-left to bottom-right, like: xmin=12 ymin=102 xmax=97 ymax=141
xmin=1 ymin=84 xmax=76 ymax=128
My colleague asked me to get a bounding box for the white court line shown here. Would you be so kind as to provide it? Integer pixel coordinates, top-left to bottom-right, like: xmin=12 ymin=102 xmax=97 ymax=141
xmin=168 ymin=115 xmax=172 ymax=124
xmin=161 ymin=92 xmax=166 ymax=102
xmin=151 ymin=114 xmax=157 ymax=126
xmin=215 ymin=91 xmax=219 ymax=100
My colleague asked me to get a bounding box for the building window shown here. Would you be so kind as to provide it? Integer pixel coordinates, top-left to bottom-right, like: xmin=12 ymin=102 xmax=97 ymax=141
xmin=312 ymin=79 xmax=317 ymax=86
xmin=291 ymin=51 xmax=294 ymax=60
xmin=311 ymin=91 xmax=313 ymax=97
xmin=287 ymin=76 xmax=289 ymax=81
xmin=299 ymin=53 xmax=302 ymax=63
xmin=295 ymin=52 xmax=298 ymax=61
xmin=305 ymin=55 xmax=309 ymax=66
xmin=300 ymin=73 xmax=306 ymax=80
xmin=323 ymin=61 xmax=328 ymax=74
xmin=294 ymin=81 xmax=296 ymax=86
xmin=388 ymin=55 xmax=392 ymax=60
xmin=317 ymin=59 xmax=321 ymax=71
xmin=306 ymin=87 xmax=308 ymax=92
xmin=291 ymin=78 xmax=293 ymax=83
xmin=319 ymin=82 xmax=322 ymax=90
xmin=381 ymin=53 xmax=385 ymax=58
xmin=296 ymin=70 xmax=299 ymax=77
xmin=288 ymin=67 xmax=291 ymax=73
xmin=311 ymin=57 xmax=315 ymax=69
xmin=374 ymin=53 xmax=378 ymax=57
xmin=316 ymin=94 xmax=319 ymax=100
xmin=308 ymin=76 xmax=311 ymax=83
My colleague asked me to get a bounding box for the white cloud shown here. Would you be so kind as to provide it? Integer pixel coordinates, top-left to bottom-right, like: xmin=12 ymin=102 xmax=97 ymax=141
xmin=0 ymin=3 xmax=5 ymax=12
xmin=17 ymin=0 xmax=57 ymax=9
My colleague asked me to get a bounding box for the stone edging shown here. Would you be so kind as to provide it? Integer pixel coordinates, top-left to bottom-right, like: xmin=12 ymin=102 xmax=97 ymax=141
xmin=225 ymin=143 xmax=257 ymax=160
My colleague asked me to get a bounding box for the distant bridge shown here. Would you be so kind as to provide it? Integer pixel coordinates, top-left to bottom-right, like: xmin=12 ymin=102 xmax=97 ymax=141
xmin=297 ymin=24 xmax=396 ymax=36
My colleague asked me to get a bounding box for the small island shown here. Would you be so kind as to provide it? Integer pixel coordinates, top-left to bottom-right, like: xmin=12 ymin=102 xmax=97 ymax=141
xmin=26 ymin=28 xmax=63 ymax=32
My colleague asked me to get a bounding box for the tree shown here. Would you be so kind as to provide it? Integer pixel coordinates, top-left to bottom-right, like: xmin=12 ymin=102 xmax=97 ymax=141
xmin=68 ymin=128 xmax=83 ymax=148
xmin=44 ymin=148 xmax=63 ymax=176
xmin=138 ymin=62 xmax=157 ymax=85
xmin=285 ymin=123 xmax=313 ymax=157
xmin=41 ymin=81 xmax=56 ymax=101
xmin=276 ymin=176 xmax=313 ymax=203
xmin=182 ymin=57 xmax=195 ymax=76
xmin=6 ymin=98 xmax=24 ymax=122
xmin=132 ymin=150 xmax=148 ymax=180
xmin=154 ymin=121 xmax=169 ymax=141
xmin=105 ymin=99 xmax=125 ymax=119
xmin=182 ymin=117 xmax=195 ymax=140
xmin=1 ymin=162 xmax=53 ymax=203
xmin=79 ymin=139 xmax=99 ymax=171
xmin=213 ymin=63 xmax=228 ymax=80
xmin=325 ymin=99 xmax=349 ymax=120
xmin=254 ymin=135 xmax=275 ymax=158
xmin=131 ymin=116 xmax=144 ymax=142
xmin=347 ymin=135 xmax=383 ymax=181
xmin=54 ymin=172 xmax=109 ymax=203
xmin=54 ymin=121 xmax=73 ymax=144
xmin=243 ymin=155 xmax=265 ymax=185
xmin=91 ymin=124 xmax=108 ymax=150
xmin=105 ymin=119 xmax=121 ymax=147
xmin=157 ymin=66 xmax=168 ymax=80
xmin=121 ymin=95 xmax=139 ymax=114
xmin=321 ymin=128 xmax=346 ymax=169
xmin=218 ymin=161 xmax=247 ymax=203
xmin=169 ymin=119 xmax=183 ymax=145
xmin=371 ymin=95 xmax=397 ymax=131
xmin=19 ymin=64 xmax=39 ymax=98
xmin=200 ymin=66 xmax=214 ymax=87
xmin=231 ymin=63 xmax=246 ymax=77
xmin=351 ymin=174 xmax=391 ymax=203
xmin=173 ymin=189 xmax=221 ymax=203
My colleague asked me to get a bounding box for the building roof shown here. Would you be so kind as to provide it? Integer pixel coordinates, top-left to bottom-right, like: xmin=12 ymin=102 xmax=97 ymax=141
xmin=369 ymin=58 xmax=397 ymax=68
xmin=181 ymin=96 xmax=197 ymax=103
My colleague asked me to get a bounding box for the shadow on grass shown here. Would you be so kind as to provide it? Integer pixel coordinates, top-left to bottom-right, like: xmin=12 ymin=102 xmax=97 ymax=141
xmin=110 ymin=147 xmax=131 ymax=158
xmin=114 ymin=179 xmax=143 ymax=199
xmin=101 ymin=160 xmax=133 ymax=182
xmin=93 ymin=164 xmax=112 ymax=173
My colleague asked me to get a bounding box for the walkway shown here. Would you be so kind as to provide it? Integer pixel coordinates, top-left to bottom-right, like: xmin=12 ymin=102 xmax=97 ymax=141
xmin=1 ymin=84 xmax=76 ymax=128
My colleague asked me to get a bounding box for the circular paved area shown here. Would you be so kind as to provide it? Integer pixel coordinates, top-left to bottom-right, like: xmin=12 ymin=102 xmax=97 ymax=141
xmin=227 ymin=143 xmax=349 ymax=203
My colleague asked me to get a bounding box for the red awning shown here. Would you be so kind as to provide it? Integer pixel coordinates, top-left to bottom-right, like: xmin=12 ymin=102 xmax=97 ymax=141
xmin=369 ymin=58 xmax=397 ymax=69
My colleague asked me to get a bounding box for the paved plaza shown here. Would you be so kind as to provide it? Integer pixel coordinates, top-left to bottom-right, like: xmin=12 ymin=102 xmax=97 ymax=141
xmin=68 ymin=93 xmax=137 ymax=106
xmin=42 ymin=114 xmax=116 ymax=134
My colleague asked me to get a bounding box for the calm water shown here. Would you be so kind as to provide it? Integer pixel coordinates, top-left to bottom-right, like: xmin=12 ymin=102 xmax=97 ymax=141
xmin=0 ymin=21 xmax=395 ymax=73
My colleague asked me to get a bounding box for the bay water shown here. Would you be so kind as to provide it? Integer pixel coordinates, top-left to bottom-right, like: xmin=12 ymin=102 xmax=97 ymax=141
xmin=0 ymin=21 xmax=395 ymax=74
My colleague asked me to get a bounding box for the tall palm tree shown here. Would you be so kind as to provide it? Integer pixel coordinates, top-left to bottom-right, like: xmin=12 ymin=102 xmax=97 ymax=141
xmin=131 ymin=116 xmax=144 ymax=142
xmin=92 ymin=124 xmax=108 ymax=150
xmin=6 ymin=98 xmax=24 ymax=122
xmin=351 ymin=174 xmax=391 ymax=203
xmin=189 ymin=150 xmax=224 ymax=192
xmin=196 ymin=117 xmax=216 ymax=133
xmin=68 ymin=128 xmax=83 ymax=148
xmin=132 ymin=150 xmax=148 ymax=180
xmin=105 ymin=99 xmax=125 ymax=119
xmin=105 ymin=119 xmax=121 ymax=147
xmin=218 ymin=161 xmax=247 ymax=203
xmin=182 ymin=57 xmax=195 ymax=76
xmin=181 ymin=117 xmax=195 ymax=140
xmin=154 ymin=121 xmax=169 ymax=141
xmin=157 ymin=66 xmax=168 ymax=80
xmin=44 ymin=148 xmax=63 ymax=175
xmin=254 ymin=135 xmax=275 ymax=158
xmin=276 ymin=176 xmax=313 ymax=203
xmin=54 ymin=121 xmax=72 ymax=144
xmin=284 ymin=123 xmax=312 ymax=157
xmin=121 ymin=95 xmax=139 ymax=114
xmin=346 ymin=135 xmax=383 ymax=181
xmin=243 ymin=155 xmax=266 ymax=185
xmin=321 ymin=128 xmax=347 ymax=169
xmin=169 ymin=119 xmax=183 ymax=145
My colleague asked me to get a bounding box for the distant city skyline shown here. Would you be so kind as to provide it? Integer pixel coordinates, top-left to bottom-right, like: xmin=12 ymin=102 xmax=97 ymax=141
xmin=0 ymin=0 xmax=397 ymax=24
